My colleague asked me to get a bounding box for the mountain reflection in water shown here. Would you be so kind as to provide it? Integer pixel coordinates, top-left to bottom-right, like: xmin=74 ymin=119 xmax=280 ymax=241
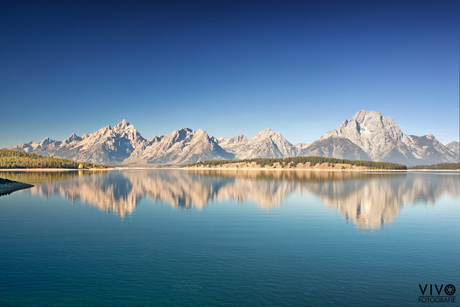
xmin=5 ymin=170 xmax=459 ymax=230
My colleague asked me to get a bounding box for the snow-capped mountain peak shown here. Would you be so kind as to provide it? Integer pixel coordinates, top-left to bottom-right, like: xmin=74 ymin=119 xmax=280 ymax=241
xmin=64 ymin=133 xmax=82 ymax=144
xmin=234 ymin=128 xmax=296 ymax=159
xmin=319 ymin=110 xmax=456 ymax=165
xmin=4 ymin=112 xmax=458 ymax=166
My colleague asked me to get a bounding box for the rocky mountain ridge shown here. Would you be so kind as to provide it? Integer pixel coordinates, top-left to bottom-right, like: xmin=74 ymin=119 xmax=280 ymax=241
xmin=319 ymin=111 xmax=457 ymax=165
xmin=446 ymin=141 xmax=459 ymax=157
xmin=124 ymin=128 xmax=234 ymax=165
xmin=8 ymin=120 xmax=145 ymax=164
xmin=5 ymin=111 xmax=459 ymax=166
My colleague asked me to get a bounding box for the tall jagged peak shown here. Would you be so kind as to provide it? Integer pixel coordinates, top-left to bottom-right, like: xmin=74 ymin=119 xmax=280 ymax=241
xmin=260 ymin=128 xmax=274 ymax=134
xmin=6 ymin=116 xmax=456 ymax=166
xmin=39 ymin=137 xmax=54 ymax=146
xmin=64 ymin=133 xmax=82 ymax=143
xmin=112 ymin=120 xmax=145 ymax=143
xmin=352 ymin=110 xmax=383 ymax=122
xmin=113 ymin=119 xmax=134 ymax=131
xmin=114 ymin=119 xmax=128 ymax=127
xmin=168 ymin=128 xmax=193 ymax=143
xmin=252 ymin=129 xmax=292 ymax=145
xmin=192 ymin=129 xmax=212 ymax=141
xmin=86 ymin=125 xmax=111 ymax=138
xmin=255 ymin=128 xmax=279 ymax=138
xmin=172 ymin=127 xmax=193 ymax=135
xmin=351 ymin=110 xmax=397 ymax=128
xmin=320 ymin=110 xmax=416 ymax=161
xmin=97 ymin=125 xmax=112 ymax=133
xmin=233 ymin=128 xmax=295 ymax=159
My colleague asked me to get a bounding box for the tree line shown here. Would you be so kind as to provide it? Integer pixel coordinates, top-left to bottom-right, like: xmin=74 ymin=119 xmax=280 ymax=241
xmin=0 ymin=150 xmax=107 ymax=169
xmin=188 ymin=156 xmax=408 ymax=170
xmin=409 ymin=163 xmax=460 ymax=170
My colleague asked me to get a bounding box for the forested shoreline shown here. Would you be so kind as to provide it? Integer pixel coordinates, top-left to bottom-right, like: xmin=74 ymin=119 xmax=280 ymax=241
xmin=0 ymin=150 xmax=107 ymax=169
xmin=408 ymin=163 xmax=460 ymax=170
xmin=188 ymin=156 xmax=408 ymax=170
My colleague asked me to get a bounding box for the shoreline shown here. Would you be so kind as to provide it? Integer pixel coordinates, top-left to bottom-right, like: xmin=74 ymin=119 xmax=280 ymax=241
xmin=0 ymin=168 xmax=112 ymax=172
xmin=182 ymin=168 xmax=460 ymax=172
xmin=183 ymin=167 xmax=408 ymax=172
xmin=0 ymin=178 xmax=34 ymax=196
xmin=0 ymin=167 xmax=457 ymax=173
xmin=184 ymin=167 xmax=459 ymax=173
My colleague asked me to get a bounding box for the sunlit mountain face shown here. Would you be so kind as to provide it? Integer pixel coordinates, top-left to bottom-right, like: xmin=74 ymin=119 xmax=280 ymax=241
xmin=4 ymin=170 xmax=458 ymax=229
xmin=6 ymin=111 xmax=459 ymax=166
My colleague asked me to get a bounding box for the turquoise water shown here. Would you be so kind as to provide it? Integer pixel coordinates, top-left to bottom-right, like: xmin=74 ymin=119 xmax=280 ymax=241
xmin=0 ymin=170 xmax=459 ymax=306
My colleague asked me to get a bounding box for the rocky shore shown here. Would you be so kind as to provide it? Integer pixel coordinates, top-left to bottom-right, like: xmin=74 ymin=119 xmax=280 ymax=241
xmin=0 ymin=178 xmax=34 ymax=196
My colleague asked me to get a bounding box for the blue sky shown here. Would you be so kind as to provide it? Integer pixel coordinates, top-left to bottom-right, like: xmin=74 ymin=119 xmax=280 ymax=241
xmin=1 ymin=0 xmax=459 ymax=148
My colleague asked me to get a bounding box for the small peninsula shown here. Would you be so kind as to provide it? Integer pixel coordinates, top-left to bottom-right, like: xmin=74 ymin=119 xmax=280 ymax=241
xmin=0 ymin=178 xmax=34 ymax=196
xmin=186 ymin=157 xmax=408 ymax=171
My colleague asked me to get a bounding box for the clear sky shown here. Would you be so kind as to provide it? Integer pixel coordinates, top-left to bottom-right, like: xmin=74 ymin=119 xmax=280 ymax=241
xmin=1 ymin=0 xmax=459 ymax=148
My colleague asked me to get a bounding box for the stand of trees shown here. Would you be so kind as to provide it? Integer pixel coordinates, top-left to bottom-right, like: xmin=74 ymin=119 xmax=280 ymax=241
xmin=0 ymin=150 xmax=107 ymax=169
xmin=409 ymin=163 xmax=460 ymax=170
xmin=0 ymin=170 xmax=103 ymax=184
xmin=188 ymin=156 xmax=407 ymax=170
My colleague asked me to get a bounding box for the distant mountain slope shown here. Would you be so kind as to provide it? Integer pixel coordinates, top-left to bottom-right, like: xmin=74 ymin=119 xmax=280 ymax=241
xmin=300 ymin=137 xmax=372 ymax=161
xmin=233 ymin=128 xmax=297 ymax=159
xmin=446 ymin=141 xmax=459 ymax=157
xmin=403 ymin=134 xmax=457 ymax=166
xmin=316 ymin=110 xmax=457 ymax=166
xmin=217 ymin=135 xmax=249 ymax=154
xmin=7 ymin=120 xmax=146 ymax=164
xmin=320 ymin=110 xmax=412 ymax=161
xmin=124 ymin=128 xmax=234 ymax=165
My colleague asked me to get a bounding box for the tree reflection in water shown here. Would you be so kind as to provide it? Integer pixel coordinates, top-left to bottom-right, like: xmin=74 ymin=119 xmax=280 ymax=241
xmin=3 ymin=169 xmax=458 ymax=229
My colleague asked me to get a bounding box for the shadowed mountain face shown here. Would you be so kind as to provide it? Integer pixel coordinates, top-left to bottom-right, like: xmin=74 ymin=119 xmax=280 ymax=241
xmin=10 ymin=170 xmax=459 ymax=230
xmin=299 ymin=137 xmax=372 ymax=161
xmin=446 ymin=141 xmax=459 ymax=159
xmin=5 ymin=111 xmax=459 ymax=165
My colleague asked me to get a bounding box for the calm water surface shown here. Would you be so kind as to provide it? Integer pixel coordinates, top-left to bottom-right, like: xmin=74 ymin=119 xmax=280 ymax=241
xmin=0 ymin=170 xmax=459 ymax=306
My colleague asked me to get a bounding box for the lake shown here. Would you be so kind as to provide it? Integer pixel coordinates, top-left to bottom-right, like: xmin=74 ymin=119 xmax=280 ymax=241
xmin=0 ymin=169 xmax=458 ymax=306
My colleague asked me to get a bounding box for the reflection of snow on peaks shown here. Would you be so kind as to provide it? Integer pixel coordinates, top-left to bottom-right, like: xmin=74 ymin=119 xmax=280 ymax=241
xmin=28 ymin=170 xmax=459 ymax=229
xmin=30 ymin=173 xmax=139 ymax=218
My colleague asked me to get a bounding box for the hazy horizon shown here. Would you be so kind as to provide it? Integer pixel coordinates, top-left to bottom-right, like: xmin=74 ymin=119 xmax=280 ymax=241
xmin=1 ymin=1 xmax=459 ymax=148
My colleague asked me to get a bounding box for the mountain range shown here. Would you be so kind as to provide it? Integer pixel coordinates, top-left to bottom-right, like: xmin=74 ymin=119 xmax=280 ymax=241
xmin=5 ymin=111 xmax=459 ymax=166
